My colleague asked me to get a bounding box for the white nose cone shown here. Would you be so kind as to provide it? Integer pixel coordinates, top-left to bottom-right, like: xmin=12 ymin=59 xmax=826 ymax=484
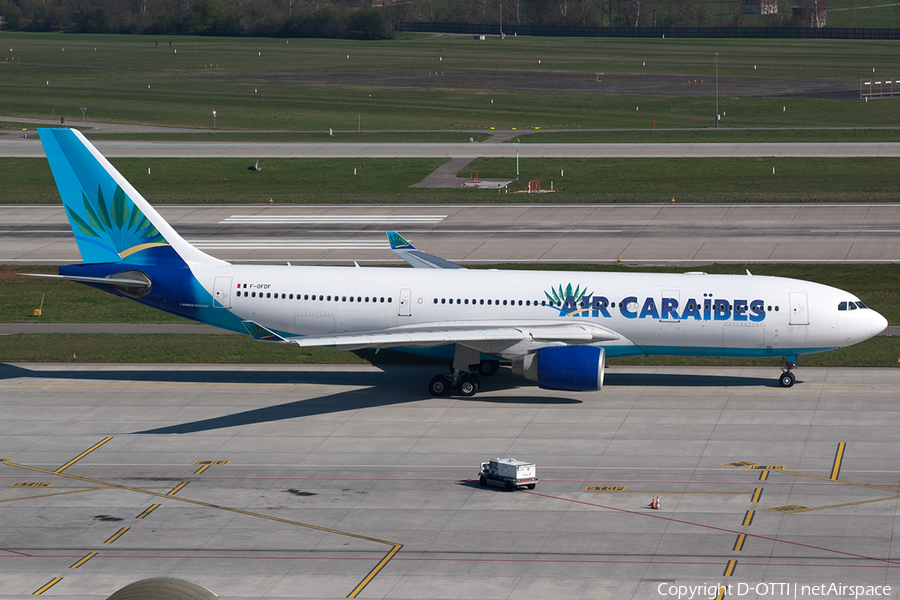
xmin=870 ymin=310 xmax=889 ymax=338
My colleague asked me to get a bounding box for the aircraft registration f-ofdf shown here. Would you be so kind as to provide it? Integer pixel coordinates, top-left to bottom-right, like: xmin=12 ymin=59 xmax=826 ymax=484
xmin=30 ymin=128 xmax=887 ymax=396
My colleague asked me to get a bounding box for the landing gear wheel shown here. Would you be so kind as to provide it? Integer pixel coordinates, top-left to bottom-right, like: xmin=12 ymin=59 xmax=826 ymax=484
xmin=779 ymin=372 xmax=796 ymax=388
xmin=429 ymin=375 xmax=450 ymax=397
xmin=479 ymin=475 xmax=487 ymax=487
xmin=477 ymin=360 xmax=500 ymax=377
xmin=459 ymin=374 xmax=480 ymax=397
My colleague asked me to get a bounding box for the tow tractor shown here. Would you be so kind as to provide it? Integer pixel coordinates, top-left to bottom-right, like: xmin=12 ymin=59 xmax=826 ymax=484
xmin=478 ymin=458 xmax=538 ymax=491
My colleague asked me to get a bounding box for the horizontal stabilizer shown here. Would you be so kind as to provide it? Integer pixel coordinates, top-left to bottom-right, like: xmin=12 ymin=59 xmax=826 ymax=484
xmin=21 ymin=272 xmax=151 ymax=297
xmin=241 ymin=320 xmax=289 ymax=343
xmin=387 ymin=231 xmax=465 ymax=270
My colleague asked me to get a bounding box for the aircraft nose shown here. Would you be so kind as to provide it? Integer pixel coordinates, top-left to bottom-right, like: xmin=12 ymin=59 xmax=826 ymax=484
xmin=871 ymin=310 xmax=889 ymax=338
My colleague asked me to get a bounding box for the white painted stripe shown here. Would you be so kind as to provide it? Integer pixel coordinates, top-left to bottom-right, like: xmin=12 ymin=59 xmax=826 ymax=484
xmin=810 ymin=229 xmax=900 ymax=233
xmin=221 ymin=215 xmax=446 ymax=224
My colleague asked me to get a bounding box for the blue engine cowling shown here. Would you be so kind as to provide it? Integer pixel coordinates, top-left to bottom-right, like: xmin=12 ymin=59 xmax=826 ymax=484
xmin=511 ymin=346 xmax=605 ymax=391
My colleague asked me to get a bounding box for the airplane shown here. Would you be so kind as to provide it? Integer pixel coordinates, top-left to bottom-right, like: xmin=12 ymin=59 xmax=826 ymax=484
xmin=29 ymin=127 xmax=887 ymax=396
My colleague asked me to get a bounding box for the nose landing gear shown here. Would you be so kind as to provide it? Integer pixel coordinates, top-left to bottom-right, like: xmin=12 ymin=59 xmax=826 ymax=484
xmin=779 ymin=359 xmax=797 ymax=388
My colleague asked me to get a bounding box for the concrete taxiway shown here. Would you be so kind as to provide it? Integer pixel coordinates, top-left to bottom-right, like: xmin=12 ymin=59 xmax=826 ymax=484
xmin=2 ymin=364 xmax=900 ymax=600
xmin=4 ymin=203 xmax=900 ymax=265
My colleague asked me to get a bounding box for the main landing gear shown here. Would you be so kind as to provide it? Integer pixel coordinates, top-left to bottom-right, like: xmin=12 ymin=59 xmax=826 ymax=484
xmin=779 ymin=358 xmax=797 ymax=388
xmin=428 ymin=360 xmax=500 ymax=397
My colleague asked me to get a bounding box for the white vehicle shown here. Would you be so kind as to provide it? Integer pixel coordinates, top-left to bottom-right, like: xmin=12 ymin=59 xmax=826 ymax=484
xmin=479 ymin=458 xmax=538 ymax=491
xmin=34 ymin=128 xmax=889 ymax=396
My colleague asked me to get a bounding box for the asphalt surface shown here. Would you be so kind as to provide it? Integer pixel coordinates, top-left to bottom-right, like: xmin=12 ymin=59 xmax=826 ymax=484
xmin=5 ymin=202 xmax=900 ymax=265
xmin=5 ymin=137 xmax=900 ymax=158
xmin=3 ymin=364 xmax=900 ymax=600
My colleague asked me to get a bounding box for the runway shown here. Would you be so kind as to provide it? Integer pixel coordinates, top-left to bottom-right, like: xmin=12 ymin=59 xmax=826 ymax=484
xmin=5 ymin=138 xmax=900 ymax=158
xmin=4 ymin=203 xmax=900 ymax=265
xmin=3 ymin=364 xmax=900 ymax=600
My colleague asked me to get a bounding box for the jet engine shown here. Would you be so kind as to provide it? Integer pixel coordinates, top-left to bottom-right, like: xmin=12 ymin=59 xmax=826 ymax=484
xmin=512 ymin=346 xmax=605 ymax=391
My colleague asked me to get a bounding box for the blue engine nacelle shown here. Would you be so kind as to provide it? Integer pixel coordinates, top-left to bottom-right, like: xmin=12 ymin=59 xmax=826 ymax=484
xmin=511 ymin=346 xmax=605 ymax=391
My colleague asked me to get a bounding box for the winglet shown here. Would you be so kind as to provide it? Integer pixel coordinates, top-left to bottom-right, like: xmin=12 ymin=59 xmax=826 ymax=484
xmin=241 ymin=320 xmax=289 ymax=343
xmin=386 ymin=232 xmax=465 ymax=270
xmin=387 ymin=231 xmax=415 ymax=250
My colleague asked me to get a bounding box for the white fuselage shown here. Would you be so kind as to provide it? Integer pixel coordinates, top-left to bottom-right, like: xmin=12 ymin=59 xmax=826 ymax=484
xmin=190 ymin=265 xmax=885 ymax=360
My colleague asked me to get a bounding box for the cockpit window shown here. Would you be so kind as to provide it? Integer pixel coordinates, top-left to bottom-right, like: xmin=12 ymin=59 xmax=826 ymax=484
xmin=849 ymin=302 xmax=857 ymax=310
xmin=856 ymin=301 xmax=867 ymax=309
xmin=838 ymin=302 xmax=847 ymax=311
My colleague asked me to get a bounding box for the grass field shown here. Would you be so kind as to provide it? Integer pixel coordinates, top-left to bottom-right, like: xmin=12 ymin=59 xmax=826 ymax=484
xmin=4 ymin=155 xmax=900 ymax=204
xmin=3 ymin=33 xmax=900 ymax=133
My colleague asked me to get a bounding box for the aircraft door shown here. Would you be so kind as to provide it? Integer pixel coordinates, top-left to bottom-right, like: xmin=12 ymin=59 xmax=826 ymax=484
xmin=213 ymin=277 xmax=232 ymax=309
xmin=399 ymin=288 xmax=412 ymax=317
xmin=789 ymin=292 xmax=809 ymax=326
xmin=661 ymin=290 xmax=680 ymax=322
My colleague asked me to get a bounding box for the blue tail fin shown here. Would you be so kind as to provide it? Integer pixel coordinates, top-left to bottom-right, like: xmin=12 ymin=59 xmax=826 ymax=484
xmin=39 ymin=128 xmax=224 ymax=267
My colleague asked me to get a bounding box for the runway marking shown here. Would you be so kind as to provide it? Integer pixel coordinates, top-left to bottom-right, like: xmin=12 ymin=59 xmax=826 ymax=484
xmin=32 ymin=577 xmax=62 ymax=595
xmin=750 ymin=488 xmax=763 ymax=503
xmin=741 ymin=510 xmax=755 ymax=526
xmin=522 ymin=490 xmax=900 ymax=566
xmin=347 ymin=543 xmax=403 ymax=599
xmin=11 ymin=482 xmax=51 ymax=487
xmin=190 ymin=240 xmax=390 ymax=250
xmin=69 ymin=552 xmax=97 ymax=569
xmin=220 ymin=215 xmax=446 ymax=224
xmin=194 ymin=460 xmax=230 ymax=465
xmin=584 ymin=489 xmax=747 ymax=495
xmin=167 ymin=481 xmax=189 ymax=495
xmin=2 ymin=461 xmax=403 ymax=599
xmin=723 ymin=559 xmax=738 ymax=576
xmin=732 ymin=534 xmax=746 ymax=552
xmin=758 ymin=470 xmax=769 ymax=481
xmin=778 ymin=468 xmax=900 ymax=494
xmin=136 ymin=504 xmax=160 ymax=519
xmin=54 ymin=437 xmax=113 ymax=474
xmin=776 ymin=496 xmax=900 ymax=514
xmin=194 ymin=465 xmax=210 ymax=475
xmin=104 ymin=527 xmax=129 ymax=544
xmin=714 ymin=587 xmax=727 ymax=600
xmin=0 ymin=488 xmax=104 ymax=504
xmin=831 ymin=442 xmax=846 ymax=481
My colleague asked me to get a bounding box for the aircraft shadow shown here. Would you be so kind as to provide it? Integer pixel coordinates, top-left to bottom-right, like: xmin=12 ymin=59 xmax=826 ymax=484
xmin=605 ymin=371 xmax=780 ymax=388
xmin=0 ymin=363 xmax=580 ymax=434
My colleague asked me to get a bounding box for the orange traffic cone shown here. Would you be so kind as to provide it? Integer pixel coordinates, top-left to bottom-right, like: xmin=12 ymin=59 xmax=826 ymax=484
xmin=650 ymin=496 xmax=660 ymax=510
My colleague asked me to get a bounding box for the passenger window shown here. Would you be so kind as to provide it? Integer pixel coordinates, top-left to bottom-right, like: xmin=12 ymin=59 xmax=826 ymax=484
xmin=388 ymin=297 xmax=392 ymax=303
xmin=488 ymin=299 xmax=492 ymax=305
xmin=465 ymin=299 xmax=469 ymax=305
xmin=503 ymin=300 xmax=507 ymax=306
xmin=480 ymin=299 xmax=484 ymax=305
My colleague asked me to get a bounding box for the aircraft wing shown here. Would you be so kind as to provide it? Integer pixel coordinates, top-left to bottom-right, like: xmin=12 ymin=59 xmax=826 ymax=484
xmin=243 ymin=320 xmax=621 ymax=351
xmin=387 ymin=231 xmax=465 ymax=269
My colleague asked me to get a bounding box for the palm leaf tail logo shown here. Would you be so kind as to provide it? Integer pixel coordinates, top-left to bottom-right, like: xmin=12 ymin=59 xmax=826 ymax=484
xmin=95 ymin=185 xmax=113 ymax=230
xmin=65 ymin=206 xmax=101 ymax=238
